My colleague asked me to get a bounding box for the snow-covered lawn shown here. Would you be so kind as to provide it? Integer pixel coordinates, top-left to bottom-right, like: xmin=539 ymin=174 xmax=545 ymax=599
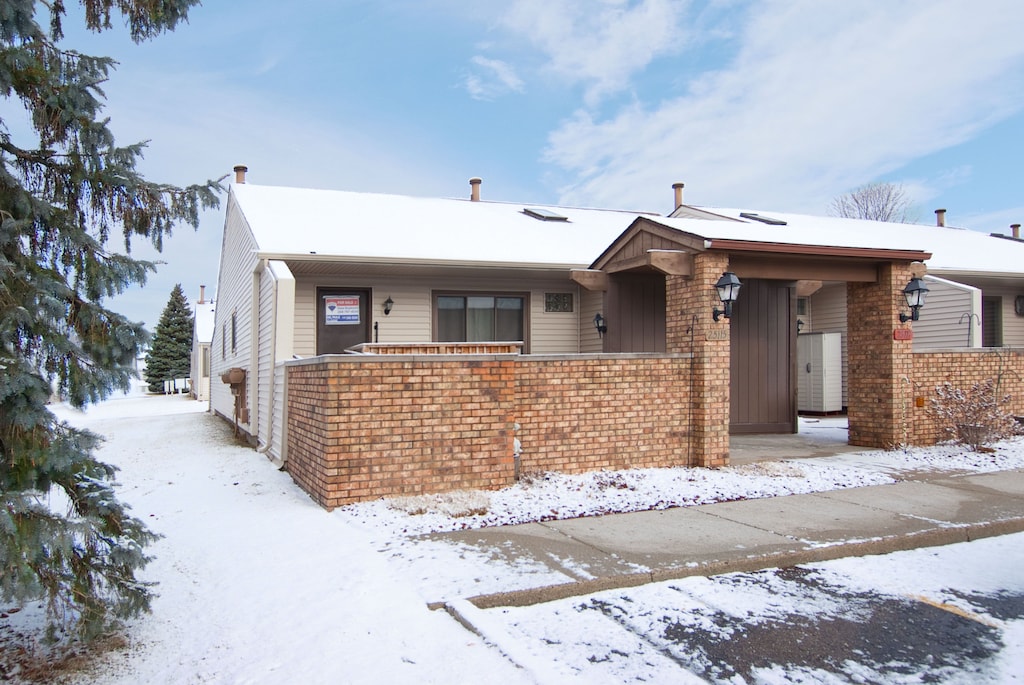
xmin=3 ymin=393 xmax=1022 ymax=683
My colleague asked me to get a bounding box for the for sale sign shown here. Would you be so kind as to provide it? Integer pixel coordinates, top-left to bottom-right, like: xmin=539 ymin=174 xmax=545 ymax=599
xmin=324 ymin=295 xmax=360 ymax=325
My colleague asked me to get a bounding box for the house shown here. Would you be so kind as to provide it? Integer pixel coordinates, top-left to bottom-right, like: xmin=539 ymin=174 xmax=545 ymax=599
xmin=209 ymin=169 xmax=1024 ymax=509
xmin=190 ymin=286 xmax=216 ymax=402
xmin=663 ymin=204 xmax=1024 ymax=411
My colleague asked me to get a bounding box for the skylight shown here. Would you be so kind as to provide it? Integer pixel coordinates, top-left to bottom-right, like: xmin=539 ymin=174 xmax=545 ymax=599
xmin=739 ymin=212 xmax=787 ymax=226
xmin=524 ymin=207 xmax=569 ymax=222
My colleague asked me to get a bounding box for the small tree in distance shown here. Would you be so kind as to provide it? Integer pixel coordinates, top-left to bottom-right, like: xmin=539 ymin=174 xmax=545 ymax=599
xmin=828 ymin=181 xmax=917 ymax=223
xmin=144 ymin=284 xmax=194 ymax=393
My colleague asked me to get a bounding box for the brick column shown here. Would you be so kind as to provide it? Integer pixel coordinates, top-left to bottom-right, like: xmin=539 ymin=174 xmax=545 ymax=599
xmin=847 ymin=262 xmax=916 ymax=448
xmin=666 ymin=252 xmax=731 ymax=467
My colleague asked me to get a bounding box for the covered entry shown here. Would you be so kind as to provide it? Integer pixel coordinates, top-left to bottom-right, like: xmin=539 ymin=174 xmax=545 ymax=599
xmin=578 ymin=215 xmax=932 ymax=451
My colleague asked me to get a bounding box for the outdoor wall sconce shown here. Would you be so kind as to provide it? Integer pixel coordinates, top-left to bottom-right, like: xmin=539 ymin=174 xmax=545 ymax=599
xmin=594 ymin=312 xmax=607 ymax=337
xmin=899 ymin=277 xmax=929 ymax=323
xmin=383 ymin=296 xmax=394 ymax=316
xmin=797 ymin=318 xmax=805 ymax=334
xmin=712 ymin=272 xmax=742 ymax=322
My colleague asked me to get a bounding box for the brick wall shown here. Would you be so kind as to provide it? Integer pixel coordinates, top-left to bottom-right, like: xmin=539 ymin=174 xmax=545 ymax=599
xmin=285 ymin=353 xmax=692 ymax=508
xmin=515 ymin=356 xmax=694 ymax=474
xmin=666 ymin=253 xmax=731 ymax=466
xmin=907 ymin=348 xmax=1024 ymax=445
xmin=847 ymin=262 xmax=916 ymax=448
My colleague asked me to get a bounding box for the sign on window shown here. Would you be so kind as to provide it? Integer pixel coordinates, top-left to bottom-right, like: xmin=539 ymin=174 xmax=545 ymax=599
xmin=324 ymin=295 xmax=361 ymax=325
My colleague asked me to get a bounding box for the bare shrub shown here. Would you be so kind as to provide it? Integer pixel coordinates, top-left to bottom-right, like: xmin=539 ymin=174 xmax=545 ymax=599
xmin=929 ymin=379 xmax=1021 ymax=450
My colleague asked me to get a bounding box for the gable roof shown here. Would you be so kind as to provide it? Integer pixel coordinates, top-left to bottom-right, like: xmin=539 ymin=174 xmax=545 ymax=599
xmin=230 ymin=183 xmax=657 ymax=269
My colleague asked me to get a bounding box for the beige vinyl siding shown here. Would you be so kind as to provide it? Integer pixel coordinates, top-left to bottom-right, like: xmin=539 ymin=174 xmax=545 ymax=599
xmin=209 ymin=193 xmax=261 ymax=428
xmin=293 ymin=273 xmax=583 ymax=356
xmin=912 ymin=276 xmax=981 ymax=350
xmin=255 ymin=265 xmax=275 ymax=448
xmin=807 ymin=283 xmax=848 ymax=407
xmin=984 ymin=284 xmax=1024 ymax=347
xmin=579 ymin=289 xmax=604 ymax=353
xmin=269 ymin=362 xmax=287 ymax=463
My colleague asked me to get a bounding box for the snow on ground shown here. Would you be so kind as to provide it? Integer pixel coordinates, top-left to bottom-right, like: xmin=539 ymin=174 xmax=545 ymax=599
xmin=5 ymin=392 xmax=1021 ymax=683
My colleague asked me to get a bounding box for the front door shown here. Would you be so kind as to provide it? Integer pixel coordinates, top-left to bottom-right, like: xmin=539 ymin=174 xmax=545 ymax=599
xmin=730 ymin=279 xmax=797 ymax=434
xmin=316 ymin=288 xmax=372 ymax=354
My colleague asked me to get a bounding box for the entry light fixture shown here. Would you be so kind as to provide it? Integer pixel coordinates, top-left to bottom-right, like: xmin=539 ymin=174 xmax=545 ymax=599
xmin=899 ymin=278 xmax=929 ymax=323
xmin=383 ymin=296 xmax=394 ymax=316
xmin=712 ymin=272 xmax=742 ymax=322
xmin=594 ymin=312 xmax=607 ymax=337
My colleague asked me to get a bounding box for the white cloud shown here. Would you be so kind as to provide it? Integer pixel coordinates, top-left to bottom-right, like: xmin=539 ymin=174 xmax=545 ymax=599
xmin=464 ymin=56 xmax=525 ymax=100
xmin=543 ymin=0 xmax=1024 ymax=213
xmin=495 ymin=0 xmax=688 ymax=104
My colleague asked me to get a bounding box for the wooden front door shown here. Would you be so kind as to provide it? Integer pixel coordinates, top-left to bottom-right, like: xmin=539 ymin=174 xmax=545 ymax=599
xmin=730 ymin=279 xmax=797 ymax=434
xmin=316 ymin=288 xmax=372 ymax=355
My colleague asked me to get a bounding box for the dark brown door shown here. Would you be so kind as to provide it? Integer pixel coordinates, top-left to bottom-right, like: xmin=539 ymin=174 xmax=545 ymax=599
xmin=605 ymin=273 xmax=666 ymax=353
xmin=730 ymin=279 xmax=796 ymax=434
xmin=316 ymin=288 xmax=372 ymax=354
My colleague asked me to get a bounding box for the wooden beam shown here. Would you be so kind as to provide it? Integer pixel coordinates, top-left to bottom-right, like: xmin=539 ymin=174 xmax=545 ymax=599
xmin=570 ymin=269 xmax=609 ymax=291
xmin=647 ymin=250 xmax=693 ymax=276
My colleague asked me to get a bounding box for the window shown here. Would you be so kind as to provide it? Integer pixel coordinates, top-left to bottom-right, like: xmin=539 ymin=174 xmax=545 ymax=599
xmin=436 ymin=294 xmax=525 ymax=343
xmin=231 ymin=311 xmax=237 ymax=352
xmin=545 ymin=293 xmax=574 ymax=313
xmin=222 ymin=324 xmax=226 ymax=359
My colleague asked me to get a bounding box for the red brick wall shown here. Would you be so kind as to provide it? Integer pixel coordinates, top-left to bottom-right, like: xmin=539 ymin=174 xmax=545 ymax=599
xmin=908 ymin=349 xmax=1024 ymax=445
xmin=285 ymin=354 xmax=692 ymax=508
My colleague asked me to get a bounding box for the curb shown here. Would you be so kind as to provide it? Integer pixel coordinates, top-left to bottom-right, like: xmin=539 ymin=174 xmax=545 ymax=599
xmin=457 ymin=516 xmax=1024 ymax=610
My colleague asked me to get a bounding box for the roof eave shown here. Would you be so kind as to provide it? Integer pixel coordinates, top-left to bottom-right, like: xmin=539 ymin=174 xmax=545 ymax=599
xmin=707 ymin=238 xmax=931 ymax=262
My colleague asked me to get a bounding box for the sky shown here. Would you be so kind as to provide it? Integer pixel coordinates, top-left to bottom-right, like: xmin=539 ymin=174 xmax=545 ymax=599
xmin=44 ymin=0 xmax=1024 ymax=329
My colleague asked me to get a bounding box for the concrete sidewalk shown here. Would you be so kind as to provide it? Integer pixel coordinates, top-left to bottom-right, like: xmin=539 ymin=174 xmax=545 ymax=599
xmin=428 ymin=469 xmax=1024 ymax=609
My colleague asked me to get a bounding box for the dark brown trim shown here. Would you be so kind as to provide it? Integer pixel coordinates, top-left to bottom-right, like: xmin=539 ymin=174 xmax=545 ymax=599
xmin=590 ymin=217 xmax=707 ymax=270
xmin=709 ymin=238 xmax=931 ymax=262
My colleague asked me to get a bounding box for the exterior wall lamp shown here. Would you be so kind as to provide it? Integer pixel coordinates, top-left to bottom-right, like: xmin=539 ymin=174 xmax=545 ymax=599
xmin=899 ymin=277 xmax=929 ymax=323
xmin=383 ymin=296 xmax=394 ymax=316
xmin=712 ymin=272 xmax=742 ymax=322
xmin=594 ymin=312 xmax=607 ymax=337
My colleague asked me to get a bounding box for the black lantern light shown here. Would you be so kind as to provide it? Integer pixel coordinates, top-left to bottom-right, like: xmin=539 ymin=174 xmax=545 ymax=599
xmin=712 ymin=272 xmax=742 ymax=322
xmin=383 ymin=296 xmax=394 ymax=316
xmin=594 ymin=312 xmax=607 ymax=337
xmin=899 ymin=278 xmax=929 ymax=323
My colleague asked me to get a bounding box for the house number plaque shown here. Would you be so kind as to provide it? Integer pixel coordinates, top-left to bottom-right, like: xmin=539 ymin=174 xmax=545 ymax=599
xmin=705 ymin=329 xmax=728 ymax=341
xmin=893 ymin=329 xmax=913 ymax=341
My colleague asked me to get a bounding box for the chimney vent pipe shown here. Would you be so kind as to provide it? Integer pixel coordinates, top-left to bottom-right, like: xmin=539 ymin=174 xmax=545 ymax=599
xmin=672 ymin=182 xmax=685 ymax=208
xmin=199 ymin=285 xmax=206 ymax=304
xmin=234 ymin=165 xmax=248 ymax=184
xmin=1012 ymin=224 xmax=1021 ymax=239
xmin=934 ymin=208 xmax=946 ymax=227
xmin=469 ymin=177 xmax=482 ymax=202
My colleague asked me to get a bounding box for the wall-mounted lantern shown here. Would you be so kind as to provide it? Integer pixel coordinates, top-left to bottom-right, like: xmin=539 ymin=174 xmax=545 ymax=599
xmin=594 ymin=312 xmax=607 ymax=337
xmin=712 ymin=272 xmax=742 ymax=322
xmin=383 ymin=296 xmax=394 ymax=316
xmin=797 ymin=318 xmax=805 ymax=334
xmin=899 ymin=277 xmax=929 ymax=323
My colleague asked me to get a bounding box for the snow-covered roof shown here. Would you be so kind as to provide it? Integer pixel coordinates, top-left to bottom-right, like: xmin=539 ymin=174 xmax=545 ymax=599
xmin=193 ymin=302 xmax=216 ymax=344
xmin=230 ymin=183 xmax=656 ymax=268
xmin=229 ymin=184 xmax=1024 ymax=278
xmin=656 ymin=207 xmax=1024 ymax=277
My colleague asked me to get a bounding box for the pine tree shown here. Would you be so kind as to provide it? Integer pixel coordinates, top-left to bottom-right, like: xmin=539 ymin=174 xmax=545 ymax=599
xmin=144 ymin=284 xmax=194 ymax=393
xmin=0 ymin=0 xmax=220 ymax=638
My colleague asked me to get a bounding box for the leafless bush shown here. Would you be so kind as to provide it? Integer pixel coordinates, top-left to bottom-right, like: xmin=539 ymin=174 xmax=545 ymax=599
xmin=929 ymin=379 xmax=1021 ymax=450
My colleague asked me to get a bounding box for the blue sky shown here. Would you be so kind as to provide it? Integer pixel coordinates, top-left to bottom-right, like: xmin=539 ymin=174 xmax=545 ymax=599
xmin=53 ymin=0 xmax=1024 ymax=328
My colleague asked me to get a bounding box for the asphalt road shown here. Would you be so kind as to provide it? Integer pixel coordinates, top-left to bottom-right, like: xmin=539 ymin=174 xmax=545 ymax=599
xmin=468 ymin=533 xmax=1024 ymax=684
